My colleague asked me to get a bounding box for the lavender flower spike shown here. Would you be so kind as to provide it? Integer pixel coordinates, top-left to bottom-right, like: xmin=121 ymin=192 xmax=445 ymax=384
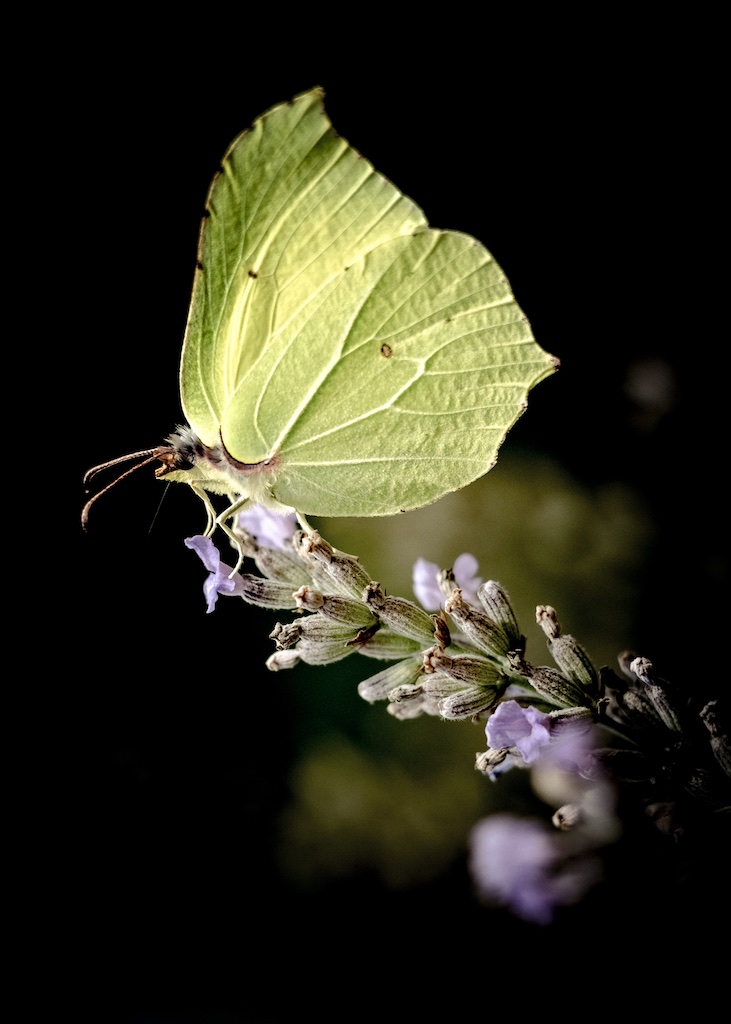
xmin=185 ymin=535 xmax=249 ymax=613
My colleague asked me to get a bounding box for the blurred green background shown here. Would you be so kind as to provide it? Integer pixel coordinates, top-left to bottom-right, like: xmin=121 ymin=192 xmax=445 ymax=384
xmin=58 ymin=21 xmax=725 ymax=1022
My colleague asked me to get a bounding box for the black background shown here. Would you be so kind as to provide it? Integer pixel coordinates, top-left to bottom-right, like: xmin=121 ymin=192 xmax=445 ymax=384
xmin=42 ymin=15 xmax=728 ymax=1022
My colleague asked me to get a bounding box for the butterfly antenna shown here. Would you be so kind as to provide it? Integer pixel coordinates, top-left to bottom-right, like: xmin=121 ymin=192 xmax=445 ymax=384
xmin=147 ymin=480 xmax=175 ymax=536
xmin=83 ymin=450 xmax=159 ymax=488
xmin=81 ymin=450 xmax=159 ymax=531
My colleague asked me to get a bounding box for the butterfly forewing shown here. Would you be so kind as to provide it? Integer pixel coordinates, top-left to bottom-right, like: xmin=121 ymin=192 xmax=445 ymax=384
xmin=180 ymin=87 xmax=427 ymax=449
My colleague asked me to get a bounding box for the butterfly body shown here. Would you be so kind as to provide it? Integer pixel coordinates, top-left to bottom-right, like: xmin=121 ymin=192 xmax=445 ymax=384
xmin=155 ymin=426 xmax=288 ymax=511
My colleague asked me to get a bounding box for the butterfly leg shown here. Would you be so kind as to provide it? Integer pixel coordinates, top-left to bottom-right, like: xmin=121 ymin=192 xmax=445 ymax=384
xmin=294 ymin=511 xmax=317 ymax=536
xmin=188 ymin=484 xmax=248 ymax=573
xmin=190 ymin=484 xmax=217 ymax=536
xmin=216 ymin=494 xmax=258 ymax=575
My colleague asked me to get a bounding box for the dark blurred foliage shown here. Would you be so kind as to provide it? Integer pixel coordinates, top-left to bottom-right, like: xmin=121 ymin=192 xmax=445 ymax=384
xmin=35 ymin=14 xmax=728 ymax=1022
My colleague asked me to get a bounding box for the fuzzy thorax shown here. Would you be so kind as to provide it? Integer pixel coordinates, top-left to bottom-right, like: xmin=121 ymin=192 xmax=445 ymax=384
xmin=156 ymin=424 xmax=291 ymax=513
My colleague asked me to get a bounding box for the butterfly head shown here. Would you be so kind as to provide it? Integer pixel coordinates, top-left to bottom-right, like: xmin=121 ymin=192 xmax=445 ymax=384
xmin=82 ymin=425 xmax=284 ymax=533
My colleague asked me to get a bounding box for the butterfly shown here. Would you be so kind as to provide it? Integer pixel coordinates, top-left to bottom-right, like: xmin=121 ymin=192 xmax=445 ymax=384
xmin=83 ymin=87 xmax=558 ymax=565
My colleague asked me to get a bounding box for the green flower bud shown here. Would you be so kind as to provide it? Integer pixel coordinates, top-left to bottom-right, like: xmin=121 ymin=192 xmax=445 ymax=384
xmin=364 ymin=583 xmax=436 ymax=644
xmin=357 ymin=657 xmax=424 ymax=703
xmin=238 ymin=574 xmax=300 ymax=610
xmin=294 ymin=531 xmax=372 ymax=598
xmin=548 ymin=707 xmax=596 ymax=728
xmin=424 ymin=649 xmax=502 ymax=688
xmin=297 ymin=613 xmax=366 ymax=647
xmin=356 ymin=629 xmax=424 ymax=661
xmin=422 ymin=673 xmax=479 ymax=700
xmin=271 ymin=613 xmax=365 ymax=666
xmin=252 ymin=546 xmax=310 ymax=586
xmin=322 ymin=595 xmax=379 ymax=629
xmin=477 ymin=581 xmax=522 ymax=649
xmin=294 ymin=586 xmax=378 ymax=629
xmin=439 ymin=686 xmax=499 ymax=721
xmin=444 ymin=589 xmax=511 ymax=657
xmin=294 ymin=635 xmax=356 ymax=666
xmin=387 ymin=683 xmax=426 ymax=704
xmin=536 ymin=606 xmax=598 ymax=695
xmin=387 ymin=693 xmax=442 ymax=720
xmin=527 ymin=665 xmax=591 ymax=710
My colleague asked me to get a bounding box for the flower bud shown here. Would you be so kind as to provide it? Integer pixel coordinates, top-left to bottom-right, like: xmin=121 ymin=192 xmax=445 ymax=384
xmin=357 ymin=657 xmax=424 ymax=703
xmin=297 ymin=613 xmax=365 ymax=647
xmin=266 ymin=649 xmax=301 ymax=672
xmin=477 ymin=581 xmax=522 ymax=649
xmin=387 ymin=693 xmax=442 ymax=720
xmin=252 ymin=546 xmax=310 ymax=586
xmin=422 ymin=673 xmax=480 ymax=700
xmin=548 ymin=707 xmax=595 ymax=728
xmin=237 ymin=574 xmax=301 ymax=610
xmin=364 ymin=583 xmax=436 ymax=643
xmin=526 ymin=666 xmax=590 ymax=710
xmin=294 ymin=587 xmax=378 ymax=629
xmin=445 ymin=589 xmax=511 ymax=657
xmin=294 ymin=531 xmax=372 ymax=598
xmin=356 ymin=629 xmax=424 ymax=661
xmin=271 ymin=612 xmax=365 ymax=665
xmin=629 ymin=657 xmax=681 ymax=732
xmin=387 ymin=683 xmax=426 ymax=704
xmin=537 ymin=606 xmax=598 ymax=695
xmin=439 ymin=686 xmax=500 ymax=721
xmin=294 ymin=635 xmax=356 ymax=665
xmin=424 ymin=649 xmax=501 ymax=688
